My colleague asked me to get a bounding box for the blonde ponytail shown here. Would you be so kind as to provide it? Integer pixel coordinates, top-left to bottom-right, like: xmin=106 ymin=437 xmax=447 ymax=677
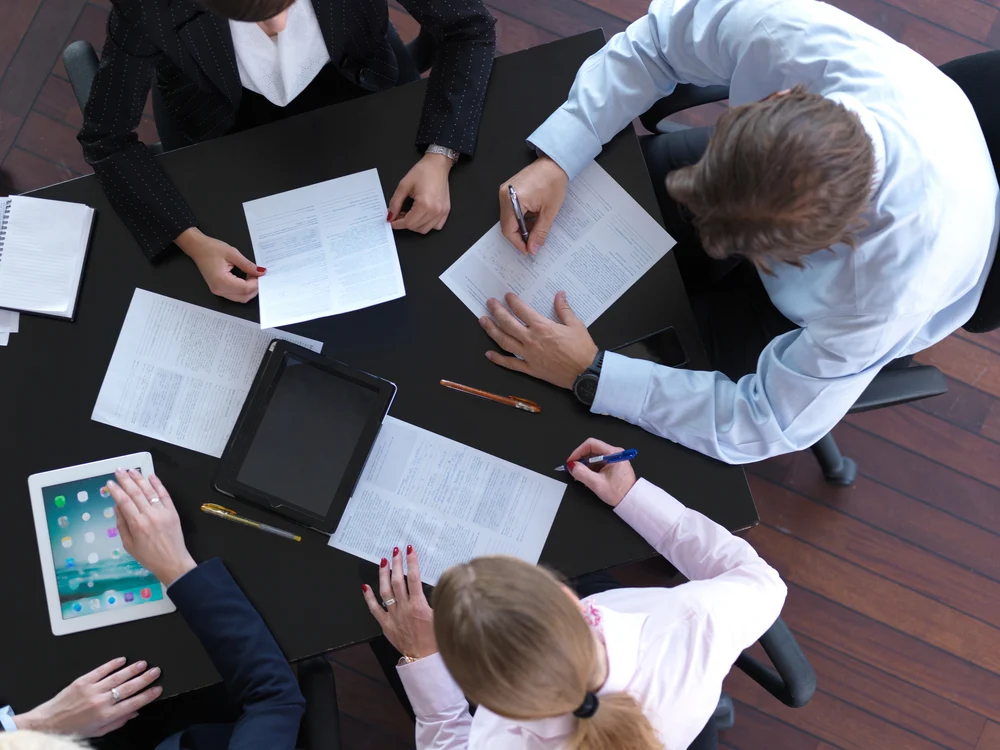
xmin=568 ymin=692 xmax=661 ymax=750
xmin=434 ymin=557 xmax=661 ymax=750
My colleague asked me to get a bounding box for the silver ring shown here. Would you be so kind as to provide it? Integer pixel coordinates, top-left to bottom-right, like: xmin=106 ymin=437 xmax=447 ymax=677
xmin=111 ymin=687 xmax=121 ymax=703
xmin=382 ymin=598 xmax=396 ymax=608
xmin=149 ymin=496 xmax=161 ymax=504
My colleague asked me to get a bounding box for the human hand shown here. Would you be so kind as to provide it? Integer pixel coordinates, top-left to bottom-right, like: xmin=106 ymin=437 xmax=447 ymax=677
xmin=388 ymin=153 xmax=454 ymax=234
xmin=362 ymin=545 xmax=437 ymax=659
xmin=106 ymin=469 xmax=197 ymax=587
xmin=499 ymin=155 xmax=568 ymax=255
xmin=565 ymin=438 xmax=637 ymax=507
xmin=14 ymin=657 xmax=162 ymax=737
xmin=176 ymin=227 xmax=264 ymax=303
xmin=481 ymin=291 xmax=598 ymax=389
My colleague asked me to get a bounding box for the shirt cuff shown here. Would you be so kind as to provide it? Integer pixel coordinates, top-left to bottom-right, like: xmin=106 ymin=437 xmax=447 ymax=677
xmin=614 ymin=478 xmax=686 ymax=547
xmin=527 ymin=106 xmax=604 ymax=181
xmin=1 ymin=705 xmax=18 ymax=732
xmin=397 ymin=653 xmax=466 ymax=718
xmin=592 ymin=351 xmax=657 ymax=422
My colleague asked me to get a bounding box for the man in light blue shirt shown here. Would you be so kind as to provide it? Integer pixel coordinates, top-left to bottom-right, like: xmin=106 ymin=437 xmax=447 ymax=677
xmin=479 ymin=0 xmax=998 ymax=464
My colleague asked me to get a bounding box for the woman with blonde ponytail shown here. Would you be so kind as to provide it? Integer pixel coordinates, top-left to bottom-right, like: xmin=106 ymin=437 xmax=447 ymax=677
xmin=362 ymin=437 xmax=788 ymax=750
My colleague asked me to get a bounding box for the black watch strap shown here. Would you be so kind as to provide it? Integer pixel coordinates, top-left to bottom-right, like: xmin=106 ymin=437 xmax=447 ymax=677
xmin=572 ymin=350 xmax=605 ymax=407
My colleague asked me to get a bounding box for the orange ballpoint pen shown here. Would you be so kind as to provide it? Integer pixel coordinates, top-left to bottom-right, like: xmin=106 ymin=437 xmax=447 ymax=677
xmin=439 ymin=380 xmax=541 ymax=413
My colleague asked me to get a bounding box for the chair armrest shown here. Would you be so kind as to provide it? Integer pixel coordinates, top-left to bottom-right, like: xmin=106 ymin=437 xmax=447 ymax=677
xmin=847 ymin=365 xmax=948 ymax=414
xmin=734 ymin=617 xmax=816 ymax=709
xmin=297 ymin=656 xmax=342 ymax=750
xmin=638 ymin=84 xmax=730 ymax=132
xmin=63 ymin=41 xmax=100 ymax=112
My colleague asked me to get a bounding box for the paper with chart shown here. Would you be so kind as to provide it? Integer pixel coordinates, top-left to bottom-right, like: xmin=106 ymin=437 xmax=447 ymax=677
xmin=92 ymin=289 xmax=323 ymax=457
xmin=441 ymin=161 xmax=676 ymax=326
xmin=330 ymin=417 xmax=565 ymax=585
xmin=243 ymin=169 xmax=405 ymax=329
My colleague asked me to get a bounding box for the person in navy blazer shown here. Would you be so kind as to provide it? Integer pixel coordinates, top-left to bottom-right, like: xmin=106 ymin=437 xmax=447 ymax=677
xmin=0 ymin=468 xmax=305 ymax=749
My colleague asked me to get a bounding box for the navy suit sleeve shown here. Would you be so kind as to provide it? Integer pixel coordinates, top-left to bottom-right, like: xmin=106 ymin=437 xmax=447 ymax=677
xmin=397 ymin=0 xmax=496 ymax=155
xmin=78 ymin=6 xmax=198 ymax=260
xmin=167 ymin=559 xmax=305 ymax=750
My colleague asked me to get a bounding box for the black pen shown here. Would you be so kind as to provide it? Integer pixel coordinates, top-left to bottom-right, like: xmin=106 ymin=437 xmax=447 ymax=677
xmin=508 ymin=185 xmax=530 ymax=246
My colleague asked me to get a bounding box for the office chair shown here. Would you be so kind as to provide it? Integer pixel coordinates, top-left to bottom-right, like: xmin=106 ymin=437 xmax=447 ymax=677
xmin=687 ymin=615 xmax=815 ymax=748
xmin=639 ymin=50 xmax=1000 ymax=486
xmin=296 ymin=656 xmax=342 ymax=750
xmin=62 ymin=24 xmax=437 ymax=152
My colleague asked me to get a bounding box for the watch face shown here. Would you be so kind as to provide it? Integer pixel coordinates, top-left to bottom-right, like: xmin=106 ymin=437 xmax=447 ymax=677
xmin=574 ymin=375 xmax=599 ymax=406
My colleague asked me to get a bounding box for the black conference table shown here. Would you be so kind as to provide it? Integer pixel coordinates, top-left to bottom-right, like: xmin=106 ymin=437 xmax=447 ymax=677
xmin=0 ymin=30 xmax=756 ymax=707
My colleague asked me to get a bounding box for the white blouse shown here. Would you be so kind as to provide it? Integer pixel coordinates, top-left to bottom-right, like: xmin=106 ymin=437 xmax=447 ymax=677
xmin=397 ymin=479 xmax=788 ymax=749
xmin=229 ymin=0 xmax=331 ymax=107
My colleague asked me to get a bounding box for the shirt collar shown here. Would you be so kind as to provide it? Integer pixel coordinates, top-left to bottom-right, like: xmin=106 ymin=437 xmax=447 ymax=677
xmin=825 ymin=91 xmax=886 ymax=194
xmin=473 ymin=605 xmax=649 ymax=741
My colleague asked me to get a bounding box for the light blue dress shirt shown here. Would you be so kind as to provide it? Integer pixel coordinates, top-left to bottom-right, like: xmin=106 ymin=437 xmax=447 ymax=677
xmin=528 ymin=0 xmax=999 ymax=463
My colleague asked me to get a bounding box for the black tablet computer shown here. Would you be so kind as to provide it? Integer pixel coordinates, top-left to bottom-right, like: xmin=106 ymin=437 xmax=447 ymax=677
xmin=214 ymin=340 xmax=396 ymax=533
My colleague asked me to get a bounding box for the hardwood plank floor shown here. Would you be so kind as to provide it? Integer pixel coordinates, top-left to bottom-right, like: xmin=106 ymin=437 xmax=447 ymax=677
xmin=1 ymin=1 xmax=999 ymax=748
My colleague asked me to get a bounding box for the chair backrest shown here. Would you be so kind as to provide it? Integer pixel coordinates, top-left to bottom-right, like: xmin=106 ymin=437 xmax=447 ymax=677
xmin=939 ymin=51 xmax=1000 ymax=333
xmin=62 ymin=41 xmax=100 ymax=112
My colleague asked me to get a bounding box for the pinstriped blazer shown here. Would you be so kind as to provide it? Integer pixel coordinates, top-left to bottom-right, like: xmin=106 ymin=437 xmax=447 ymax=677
xmin=78 ymin=0 xmax=497 ymax=260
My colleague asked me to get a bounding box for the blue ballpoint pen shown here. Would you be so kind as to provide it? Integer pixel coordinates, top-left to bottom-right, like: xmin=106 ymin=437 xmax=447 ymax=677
xmin=555 ymin=449 xmax=638 ymax=472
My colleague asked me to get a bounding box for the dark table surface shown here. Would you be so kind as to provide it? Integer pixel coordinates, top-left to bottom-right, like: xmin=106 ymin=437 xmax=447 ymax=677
xmin=0 ymin=30 xmax=755 ymax=707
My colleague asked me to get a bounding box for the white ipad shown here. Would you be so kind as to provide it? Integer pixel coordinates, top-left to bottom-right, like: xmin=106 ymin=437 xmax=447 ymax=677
xmin=28 ymin=453 xmax=176 ymax=636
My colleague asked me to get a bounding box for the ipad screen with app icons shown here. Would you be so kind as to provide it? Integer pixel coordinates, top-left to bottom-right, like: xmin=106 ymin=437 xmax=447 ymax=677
xmin=28 ymin=453 xmax=176 ymax=635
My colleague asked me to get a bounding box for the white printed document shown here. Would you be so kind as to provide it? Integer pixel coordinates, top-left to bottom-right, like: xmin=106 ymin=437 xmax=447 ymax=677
xmin=243 ymin=169 xmax=405 ymax=329
xmin=330 ymin=417 xmax=565 ymax=585
xmin=441 ymin=161 xmax=676 ymax=326
xmin=92 ymin=289 xmax=323 ymax=457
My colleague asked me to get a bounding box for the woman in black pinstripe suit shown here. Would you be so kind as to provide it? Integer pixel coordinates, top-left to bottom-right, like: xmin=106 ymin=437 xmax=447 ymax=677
xmin=78 ymin=0 xmax=496 ymax=303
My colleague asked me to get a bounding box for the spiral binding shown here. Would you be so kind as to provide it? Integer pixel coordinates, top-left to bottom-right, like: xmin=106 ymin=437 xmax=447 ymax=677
xmin=0 ymin=199 xmax=9 ymax=261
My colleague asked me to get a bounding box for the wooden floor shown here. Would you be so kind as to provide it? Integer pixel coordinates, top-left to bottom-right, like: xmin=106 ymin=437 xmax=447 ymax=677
xmin=3 ymin=0 xmax=1000 ymax=748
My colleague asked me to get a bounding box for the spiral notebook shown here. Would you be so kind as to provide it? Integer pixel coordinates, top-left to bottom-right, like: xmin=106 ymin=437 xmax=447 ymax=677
xmin=0 ymin=196 xmax=95 ymax=320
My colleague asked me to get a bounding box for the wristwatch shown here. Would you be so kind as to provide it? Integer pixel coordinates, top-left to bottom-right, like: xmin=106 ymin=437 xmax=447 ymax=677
xmin=572 ymin=351 xmax=605 ymax=407
xmin=426 ymin=144 xmax=460 ymax=162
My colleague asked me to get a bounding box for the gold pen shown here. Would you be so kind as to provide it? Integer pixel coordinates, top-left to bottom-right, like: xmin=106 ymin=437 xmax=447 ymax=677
xmin=200 ymin=503 xmax=302 ymax=542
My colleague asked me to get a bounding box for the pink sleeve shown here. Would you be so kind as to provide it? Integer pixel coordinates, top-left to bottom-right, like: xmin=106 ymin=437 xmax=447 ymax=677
xmin=397 ymin=653 xmax=473 ymax=749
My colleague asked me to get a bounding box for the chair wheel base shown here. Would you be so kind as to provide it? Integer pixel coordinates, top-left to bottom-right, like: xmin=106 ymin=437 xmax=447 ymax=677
xmin=823 ymin=457 xmax=857 ymax=486
xmin=713 ymin=694 xmax=735 ymax=731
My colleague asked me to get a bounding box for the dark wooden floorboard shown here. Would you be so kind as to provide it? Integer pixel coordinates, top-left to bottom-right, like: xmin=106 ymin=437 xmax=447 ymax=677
xmin=749 ymin=475 xmax=1000 ymax=627
xmin=3 ymin=1 xmax=1000 ymax=748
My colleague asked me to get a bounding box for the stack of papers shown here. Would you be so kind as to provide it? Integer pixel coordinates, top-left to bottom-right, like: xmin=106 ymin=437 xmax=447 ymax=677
xmin=0 ymin=196 xmax=94 ymax=325
xmin=441 ymin=160 xmax=676 ymax=326
xmin=330 ymin=417 xmax=566 ymax=584
xmin=0 ymin=310 xmax=18 ymax=347
xmin=92 ymin=289 xmax=323 ymax=457
xmin=242 ymin=168 xmax=406 ymax=329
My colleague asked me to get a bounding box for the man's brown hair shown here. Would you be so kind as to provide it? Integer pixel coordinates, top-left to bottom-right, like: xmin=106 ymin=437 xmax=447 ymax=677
xmin=666 ymin=85 xmax=876 ymax=273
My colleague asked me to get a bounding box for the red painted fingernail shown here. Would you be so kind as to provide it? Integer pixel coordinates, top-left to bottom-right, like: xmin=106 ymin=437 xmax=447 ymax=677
xmin=407 ymin=544 xmax=413 ymax=554
xmin=380 ymin=558 xmax=388 ymax=568
xmin=256 ymin=266 xmax=266 ymax=273
xmin=387 ymin=212 xmax=394 ymax=222
xmin=567 ymin=461 xmax=577 ymax=470
xmin=361 ymin=584 xmax=368 ymax=592
xmin=393 ymin=546 xmax=399 ymax=557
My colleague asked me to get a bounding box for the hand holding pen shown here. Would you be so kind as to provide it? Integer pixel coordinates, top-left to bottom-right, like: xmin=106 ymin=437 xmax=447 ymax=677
xmin=561 ymin=438 xmax=638 ymax=508
xmin=499 ymin=157 xmax=569 ymax=255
